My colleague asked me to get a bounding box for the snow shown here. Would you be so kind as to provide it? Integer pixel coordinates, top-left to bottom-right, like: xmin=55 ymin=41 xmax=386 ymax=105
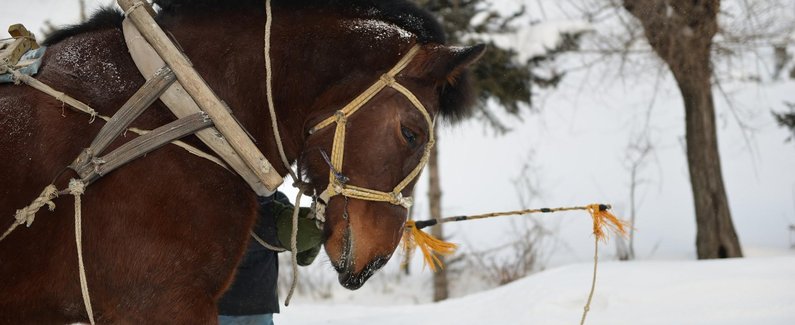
xmin=277 ymin=255 xmax=795 ymax=324
xmin=343 ymin=19 xmax=414 ymax=42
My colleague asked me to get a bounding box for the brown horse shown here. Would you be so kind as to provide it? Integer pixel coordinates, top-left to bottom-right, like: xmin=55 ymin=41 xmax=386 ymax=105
xmin=0 ymin=0 xmax=484 ymax=323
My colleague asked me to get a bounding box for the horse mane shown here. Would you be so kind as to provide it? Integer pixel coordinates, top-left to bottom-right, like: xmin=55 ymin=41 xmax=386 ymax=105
xmin=42 ymin=7 xmax=124 ymax=46
xmin=43 ymin=0 xmax=474 ymax=121
xmin=155 ymin=0 xmax=446 ymax=43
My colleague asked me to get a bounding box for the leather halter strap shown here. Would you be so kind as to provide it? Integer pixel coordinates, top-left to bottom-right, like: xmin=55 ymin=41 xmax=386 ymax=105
xmin=308 ymin=45 xmax=435 ymax=215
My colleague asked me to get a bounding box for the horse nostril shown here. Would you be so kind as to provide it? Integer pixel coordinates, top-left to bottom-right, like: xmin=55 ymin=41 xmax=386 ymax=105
xmin=367 ymin=256 xmax=389 ymax=272
xmin=337 ymin=255 xmax=391 ymax=290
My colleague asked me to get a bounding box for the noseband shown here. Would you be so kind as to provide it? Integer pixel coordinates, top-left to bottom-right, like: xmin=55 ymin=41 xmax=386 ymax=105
xmin=307 ymin=45 xmax=435 ymax=219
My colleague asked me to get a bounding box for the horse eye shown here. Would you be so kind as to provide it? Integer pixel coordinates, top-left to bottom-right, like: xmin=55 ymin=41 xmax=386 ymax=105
xmin=400 ymin=126 xmax=416 ymax=145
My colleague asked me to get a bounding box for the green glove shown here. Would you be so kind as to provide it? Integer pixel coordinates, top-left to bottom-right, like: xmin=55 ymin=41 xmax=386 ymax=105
xmin=272 ymin=201 xmax=323 ymax=266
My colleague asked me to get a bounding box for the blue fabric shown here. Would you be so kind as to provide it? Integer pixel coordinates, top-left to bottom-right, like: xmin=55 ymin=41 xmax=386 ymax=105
xmin=218 ymin=314 xmax=274 ymax=325
xmin=0 ymin=46 xmax=46 ymax=84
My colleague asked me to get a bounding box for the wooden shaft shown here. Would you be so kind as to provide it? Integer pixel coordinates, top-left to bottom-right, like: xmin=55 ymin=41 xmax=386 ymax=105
xmin=88 ymin=66 xmax=176 ymax=156
xmin=118 ymin=0 xmax=283 ymax=191
xmin=80 ymin=113 xmax=213 ymax=183
xmin=122 ymin=19 xmax=272 ymax=196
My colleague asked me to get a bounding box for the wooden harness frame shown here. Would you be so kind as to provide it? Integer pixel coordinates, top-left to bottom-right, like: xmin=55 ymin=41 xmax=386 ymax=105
xmin=67 ymin=0 xmax=284 ymax=194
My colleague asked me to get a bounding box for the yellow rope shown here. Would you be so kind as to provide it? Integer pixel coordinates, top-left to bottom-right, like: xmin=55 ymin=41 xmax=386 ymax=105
xmin=403 ymin=220 xmax=456 ymax=271
xmin=401 ymin=203 xmax=628 ymax=269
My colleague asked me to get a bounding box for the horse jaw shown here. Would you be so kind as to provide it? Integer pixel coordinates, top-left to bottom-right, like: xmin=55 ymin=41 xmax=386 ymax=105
xmin=322 ymin=199 xmax=404 ymax=290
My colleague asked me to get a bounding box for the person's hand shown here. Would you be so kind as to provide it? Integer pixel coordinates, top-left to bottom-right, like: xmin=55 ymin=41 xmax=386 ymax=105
xmin=272 ymin=202 xmax=323 ymax=266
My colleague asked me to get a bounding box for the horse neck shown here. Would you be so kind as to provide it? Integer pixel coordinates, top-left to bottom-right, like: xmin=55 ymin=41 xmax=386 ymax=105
xmin=158 ymin=7 xmax=411 ymax=178
xmin=156 ymin=9 xmax=298 ymax=177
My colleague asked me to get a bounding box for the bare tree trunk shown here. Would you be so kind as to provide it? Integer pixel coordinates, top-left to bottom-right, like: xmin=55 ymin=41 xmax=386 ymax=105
xmin=624 ymin=0 xmax=742 ymax=259
xmin=678 ymin=66 xmax=742 ymax=258
xmin=79 ymin=0 xmax=87 ymax=22
xmin=428 ymin=129 xmax=449 ymax=301
xmin=401 ymin=205 xmax=415 ymax=275
xmin=628 ymin=165 xmax=637 ymax=259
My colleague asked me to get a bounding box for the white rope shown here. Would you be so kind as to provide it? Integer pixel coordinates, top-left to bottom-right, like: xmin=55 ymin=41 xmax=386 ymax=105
xmin=124 ymin=1 xmax=145 ymax=18
xmin=69 ymin=179 xmax=95 ymax=325
xmin=283 ymin=187 xmax=305 ymax=306
xmin=264 ymin=0 xmax=306 ymax=306
xmin=264 ymin=0 xmax=298 ymax=183
xmin=11 ymin=69 xmax=98 ymax=122
xmin=0 ymin=185 xmax=59 ymax=242
xmin=250 ymin=230 xmax=286 ymax=252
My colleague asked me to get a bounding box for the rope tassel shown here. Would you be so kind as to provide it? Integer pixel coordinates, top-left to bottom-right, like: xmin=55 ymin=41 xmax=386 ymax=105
xmin=402 ymin=203 xmax=629 ymax=271
xmin=586 ymin=204 xmax=628 ymax=241
xmin=402 ymin=220 xmax=457 ymax=271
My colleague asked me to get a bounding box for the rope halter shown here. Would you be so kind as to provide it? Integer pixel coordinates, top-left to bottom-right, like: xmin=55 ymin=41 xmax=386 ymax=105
xmin=308 ymin=45 xmax=435 ymax=219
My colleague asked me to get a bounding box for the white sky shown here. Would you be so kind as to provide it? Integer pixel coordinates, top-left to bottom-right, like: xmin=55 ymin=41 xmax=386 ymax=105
xmin=3 ymin=0 xmax=794 ymax=269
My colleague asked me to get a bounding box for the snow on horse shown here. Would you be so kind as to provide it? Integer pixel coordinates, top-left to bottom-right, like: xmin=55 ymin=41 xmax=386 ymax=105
xmin=0 ymin=0 xmax=484 ymax=323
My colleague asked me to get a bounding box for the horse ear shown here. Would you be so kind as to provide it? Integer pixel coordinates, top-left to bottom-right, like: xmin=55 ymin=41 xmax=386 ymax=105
xmin=423 ymin=44 xmax=486 ymax=84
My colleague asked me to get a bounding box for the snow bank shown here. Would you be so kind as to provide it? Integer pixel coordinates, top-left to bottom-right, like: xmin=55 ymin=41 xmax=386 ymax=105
xmin=277 ymin=255 xmax=795 ymax=325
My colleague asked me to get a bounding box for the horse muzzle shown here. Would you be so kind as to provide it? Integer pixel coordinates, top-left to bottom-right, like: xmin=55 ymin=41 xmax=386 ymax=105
xmin=335 ymin=255 xmax=390 ymax=290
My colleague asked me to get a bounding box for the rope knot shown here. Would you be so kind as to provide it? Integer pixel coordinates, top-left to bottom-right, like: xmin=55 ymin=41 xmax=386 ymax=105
xmin=390 ymin=192 xmax=413 ymax=209
xmin=402 ymin=220 xmax=457 ymax=271
xmin=10 ymin=69 xmax=23 ymax=85
xmin=68 ymin=179 xmax=86 ymax=196
xmin=334 ymin=111 xmax=348 ymax=124
xmin=12 ymin=184 xmax=59 ymax=228
xmin=124 ymin=1 xmax=145 ymax=17
xmin=90 ymin=157 xmax=106 ymax=174
xmin=586 ymin=204 xmax=629 ymax=241
xmin=380 ymin=74 xmax=396 ymax=87
xmin=332 ymin=183 xmax=344 ymax=195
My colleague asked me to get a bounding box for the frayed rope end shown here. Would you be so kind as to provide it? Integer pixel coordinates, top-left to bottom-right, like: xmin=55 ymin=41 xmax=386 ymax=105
xmin=586 ymin=204 xmax=629 ymax=242
xmin=402 ymin=220 xmax=457 ymax=272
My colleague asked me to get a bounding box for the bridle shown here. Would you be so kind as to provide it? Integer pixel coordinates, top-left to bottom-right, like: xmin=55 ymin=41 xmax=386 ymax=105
xmin=261 ymin=2 xmax=434 ymax=304
xmin=303 ymin=45 xmax=436 ymax=220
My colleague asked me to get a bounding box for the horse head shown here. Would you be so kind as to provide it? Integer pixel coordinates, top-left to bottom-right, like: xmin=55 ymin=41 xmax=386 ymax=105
xmin=300 ymin=43 xmax=485 ymax=289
